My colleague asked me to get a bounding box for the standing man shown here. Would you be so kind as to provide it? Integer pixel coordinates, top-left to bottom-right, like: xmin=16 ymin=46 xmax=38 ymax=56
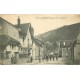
xmin=56 ymin=54 xmax=58 ymax=61
xmin=11 ymin=56 xmax=14 ymax=64
xmin=50 ymin=54 xmax=51 ymax=61
xmin=30 ymin=56 xmax=33 ymax=63
xmin=52 ymin=54 xmax=54 ymax=61
xmin=55 ymin=50 xmax=58 ymax=61
xmin=46 ymin=55 xmax=48 ymax=62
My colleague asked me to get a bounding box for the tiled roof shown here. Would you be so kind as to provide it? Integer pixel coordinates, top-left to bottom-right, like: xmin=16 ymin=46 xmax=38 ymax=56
xmin=0 ymin=35 xmax=9 ymax=46
xmin=0 ymin=17 xmax=17 ymax=29
xmin=15 ymin=23 xmax=31 ymax=36
xmin=33 ymin=38 xmax=44 ymax=47
xmin=0 ymin=17 xmax=20 ymax=42
xmin=0 ymin=35 xmax=20 ymax=46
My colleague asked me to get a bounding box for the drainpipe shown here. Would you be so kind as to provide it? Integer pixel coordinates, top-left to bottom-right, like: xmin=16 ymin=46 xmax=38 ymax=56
xmin=39 ymin=47 xmax=41 ymax=63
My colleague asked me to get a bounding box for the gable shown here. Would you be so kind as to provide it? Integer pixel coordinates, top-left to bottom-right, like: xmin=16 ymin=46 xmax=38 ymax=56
xmin=33 ymin=38 xmax=44 ymax=47
xmin=15 ymin=23 xmax=30 ymax=36
xmin=0 ymin=17 xmax=20 ymax=42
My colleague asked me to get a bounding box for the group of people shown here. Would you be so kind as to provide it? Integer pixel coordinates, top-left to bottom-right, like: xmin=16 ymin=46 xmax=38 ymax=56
xmin=43 ymin=54 xmax=58 ymax=62
xmin=10 ymin=50 xmax=59 ymax=64
xmin=27 ymin=56 xmax=33 ymax=63
xmin=41 ymin=51 xmax=59 ymax=62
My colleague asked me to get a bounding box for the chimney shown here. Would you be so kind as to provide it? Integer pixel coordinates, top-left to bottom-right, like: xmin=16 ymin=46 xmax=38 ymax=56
xmin=17 ymin=17 xmax=20 ymax=28
xmin=31 ymin=27 xmax=34 ymax=38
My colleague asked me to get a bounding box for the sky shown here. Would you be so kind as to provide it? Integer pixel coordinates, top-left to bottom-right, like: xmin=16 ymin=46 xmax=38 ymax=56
xmin=0 ymin=14 xmax=80 ymax=36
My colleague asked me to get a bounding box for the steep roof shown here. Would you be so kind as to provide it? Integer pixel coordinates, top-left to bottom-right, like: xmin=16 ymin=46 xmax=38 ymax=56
xmin=33 ymin=38 xmax=44 ymax=47
xmin=0 ymin=17 xmax=20 ymax=42
xmin=0 ymin=17 xmax=17 ymax=29
xmin=0 ymin=17 xmax=20 ymax=47
xmin=0 ymin=35 xmax=20 ymax=47
xmin=15 ymin=23 xmax=31 ymax=36
xmin=0 ymin=17 xmax=31 ymax=36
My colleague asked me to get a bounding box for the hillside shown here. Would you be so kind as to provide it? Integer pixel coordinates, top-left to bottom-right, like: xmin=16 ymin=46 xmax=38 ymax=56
xmin=37 ymin=23 xmax=80 ymax=43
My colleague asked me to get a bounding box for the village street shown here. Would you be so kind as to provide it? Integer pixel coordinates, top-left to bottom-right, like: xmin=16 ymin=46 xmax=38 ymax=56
xmin=0 ymin=15 xmax=80 ymax=65
xmin=18 ymin=58 xmax=64 ymax=65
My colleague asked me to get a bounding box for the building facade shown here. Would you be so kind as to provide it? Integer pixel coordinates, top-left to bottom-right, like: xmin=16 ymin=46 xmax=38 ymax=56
xmin=73 ymin=33 xmax=80 ymax=64
xmin=0 ymin=17 xmax=34 ymax=64
xmin=33 ymin=38 xmax=44 ymax=60
xmin=15 ymin=17 xmax=34 ymax=63
xmin=58 ymin=40 xmax=75 ymax=64
xmin=0 ymin=17 xmax=20 ymax=64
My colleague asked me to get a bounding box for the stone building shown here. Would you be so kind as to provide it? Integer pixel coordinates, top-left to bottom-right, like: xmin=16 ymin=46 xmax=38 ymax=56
xmin=73 ymin=33 xmax=80 ymax=64
xmin=33 ymin=38 xmax=44 ymax=60
xmin=58 ymin=40 xmax=75 ymax=64
xmin=0 ymin=17 xmax=34 ymax=64
xmin=15 ymin=17 xmax=34 ymax=63
xmin=0 ymin=17 xmax=20 ymax=64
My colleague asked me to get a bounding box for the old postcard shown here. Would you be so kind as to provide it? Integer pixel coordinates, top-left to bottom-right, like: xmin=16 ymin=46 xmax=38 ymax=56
xmin=0 ymin=14 xmax=80 ymax=65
